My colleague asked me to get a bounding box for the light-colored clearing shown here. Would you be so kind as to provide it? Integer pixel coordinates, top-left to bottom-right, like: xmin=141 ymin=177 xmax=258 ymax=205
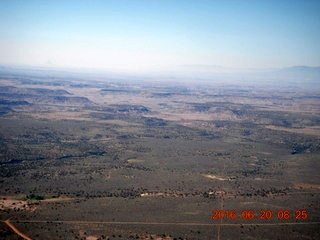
xmin=254 ymin=177 xmax=264 ymax=181
xmin=265 ymin=125 xmax=320 ymax=136
xmin=254 ymin=177 xmax=274 ymax=181
xmin=208 ymin=191 xmax=225 ymax=195
xmin=0 ymin=199 xmax=30 ymax=211
xmin=41 ymin=197 xmax=72 ymax=202
xmin=141 ymin=193 xmax=166 ymax=197
xmin=202 ymin=174 xmax=228 ymax=181
xmin=153 ymin=111 xmax=242 ymax=122
xmin=140 ymin=192 xmax=183 ymax=197
xmin=86 ymin=236 xmax=99 ymax=240
xmin=127 ymin=159 xmax=144 ymax=163
xmin=154 ymin=236 xmax=174 ymax=240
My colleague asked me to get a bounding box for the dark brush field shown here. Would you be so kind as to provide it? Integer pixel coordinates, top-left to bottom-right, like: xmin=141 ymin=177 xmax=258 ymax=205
xmin=0 ymin=69 xmax=319 ymax=240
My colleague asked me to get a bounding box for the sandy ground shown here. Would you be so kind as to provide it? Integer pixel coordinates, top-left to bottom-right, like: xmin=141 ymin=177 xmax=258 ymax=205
xmin=0 ymin=198 xmax=30 ymax=211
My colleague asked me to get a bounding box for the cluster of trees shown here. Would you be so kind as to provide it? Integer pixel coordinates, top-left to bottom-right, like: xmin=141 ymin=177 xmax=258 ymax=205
xmin=23 ymin=193 xmax=45 ymax=200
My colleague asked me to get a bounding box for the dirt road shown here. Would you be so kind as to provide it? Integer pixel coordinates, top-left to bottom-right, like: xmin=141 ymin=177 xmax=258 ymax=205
xmin=4 ymin=219 xmax=33 ymax=240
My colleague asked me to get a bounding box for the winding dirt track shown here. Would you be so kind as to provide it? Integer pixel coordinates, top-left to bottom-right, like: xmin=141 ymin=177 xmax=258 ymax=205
xmin=4 ymin=219 xmax=33 ymax=240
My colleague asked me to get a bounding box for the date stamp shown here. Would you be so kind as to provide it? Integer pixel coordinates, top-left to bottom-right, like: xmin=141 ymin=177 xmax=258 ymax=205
xmin=212 ymin=209 xmax=308 ymax=220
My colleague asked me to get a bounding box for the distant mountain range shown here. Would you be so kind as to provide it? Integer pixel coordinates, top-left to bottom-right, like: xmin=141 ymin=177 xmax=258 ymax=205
xmin=0 ymin=64 xmax=319 ymax=88
xmin=272 ymin=66 xmax=320 ymax=79
xmin=165 ymin=65 xmax=320 ymax=87
xmin=175 ymin=64 xmax=320 ymax=75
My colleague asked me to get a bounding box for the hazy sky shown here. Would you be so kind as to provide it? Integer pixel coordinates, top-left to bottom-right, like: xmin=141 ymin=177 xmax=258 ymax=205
xmin=0 ymin=0 xmax=319 ymax=71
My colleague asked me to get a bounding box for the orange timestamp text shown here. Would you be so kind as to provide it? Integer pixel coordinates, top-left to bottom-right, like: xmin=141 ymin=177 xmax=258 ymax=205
xmin=212 ymin=209 xmax=308 ymax=220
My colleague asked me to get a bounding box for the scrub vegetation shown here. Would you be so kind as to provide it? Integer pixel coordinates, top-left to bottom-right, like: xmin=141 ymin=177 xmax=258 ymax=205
xmin=0 ymin=69 xmax=319 ymax=239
